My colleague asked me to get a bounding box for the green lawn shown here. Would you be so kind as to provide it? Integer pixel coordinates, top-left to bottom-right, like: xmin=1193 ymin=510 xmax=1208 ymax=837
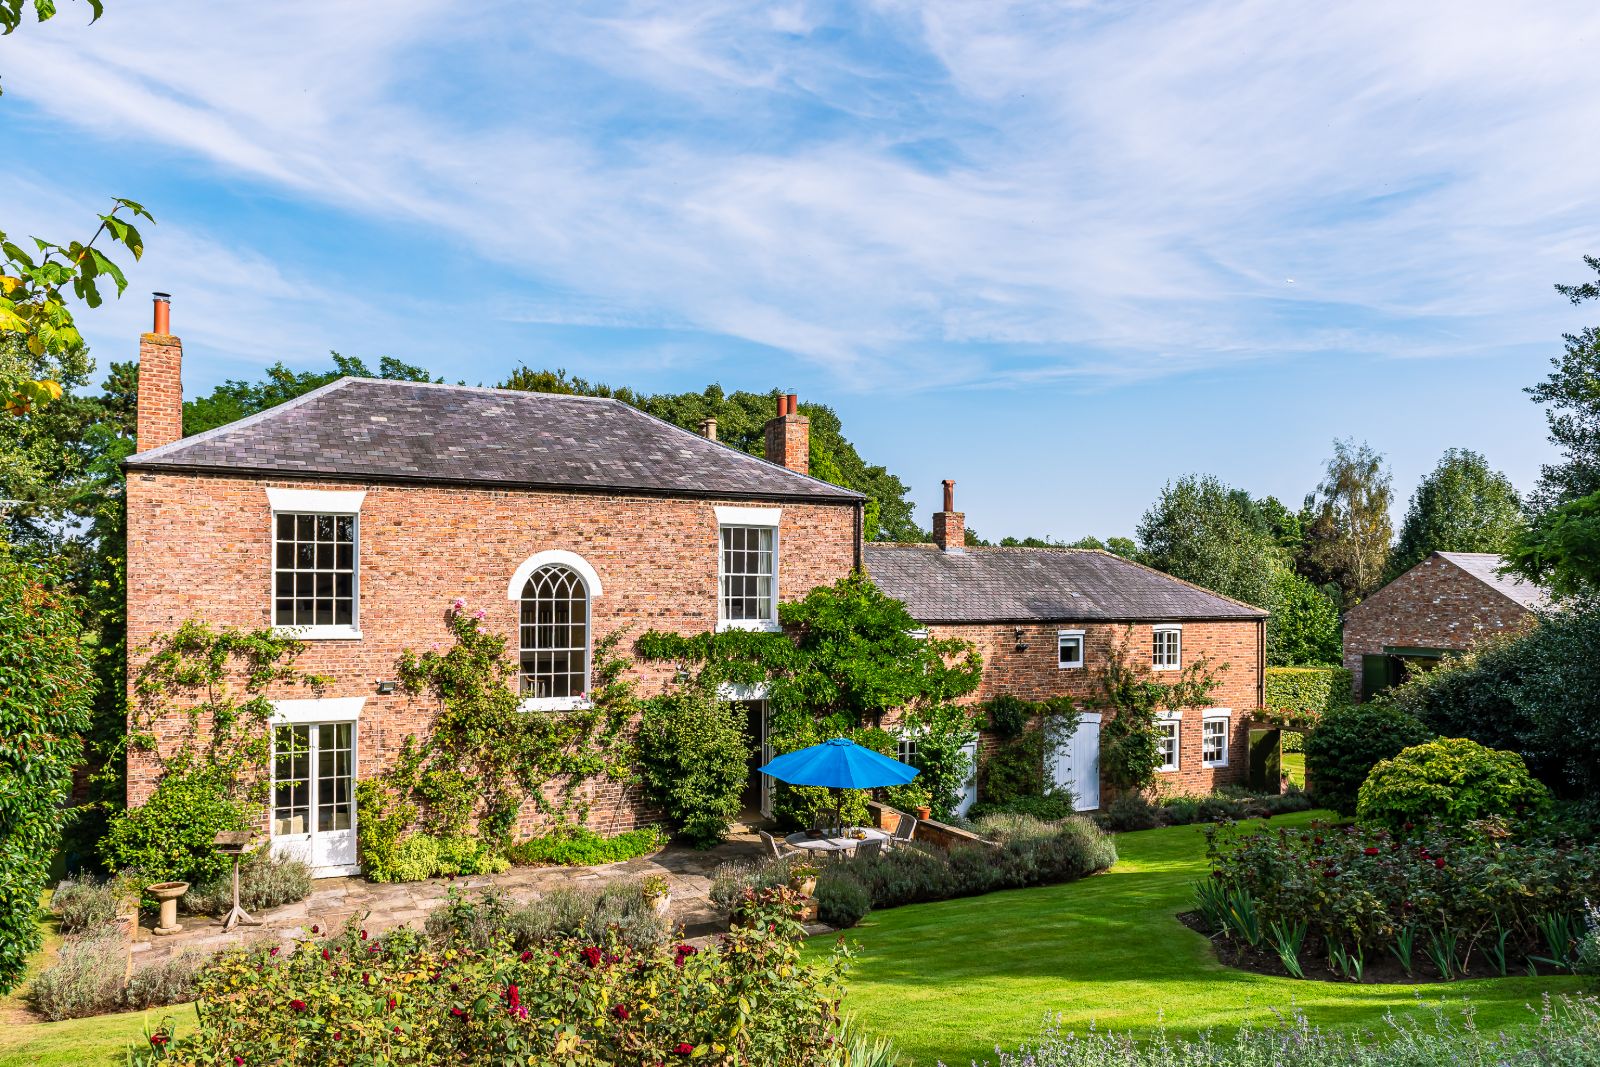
xmin=814 ymin=811 xmax=1585 ymax=1066
xmin=1282 ymin=751 xmax=1305 ymax=787
xmin=0 ymin=1006 xmax=193 ymax=1067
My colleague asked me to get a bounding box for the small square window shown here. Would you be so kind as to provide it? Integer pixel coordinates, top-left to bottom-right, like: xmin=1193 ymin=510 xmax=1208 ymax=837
xmin=1202 ymin=716 xmax=1229 ymax=767
xmin=1057 ymin=630 xmax=1084 ymax=669
xmin=1153 ymin=626 xmax=1182 ymax=670
xmin=1157 ymin=719 xmax=1180 ymax=772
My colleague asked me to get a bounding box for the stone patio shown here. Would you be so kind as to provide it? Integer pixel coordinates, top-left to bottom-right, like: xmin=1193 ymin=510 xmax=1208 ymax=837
xmin=131 ymin=833 xmax=766 ymax=965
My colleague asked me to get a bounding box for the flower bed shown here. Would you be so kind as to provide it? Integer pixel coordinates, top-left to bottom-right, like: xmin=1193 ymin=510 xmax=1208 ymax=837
xmin=130 ymin=888 xmax=860 ymax=1066
xmin=1195 ymin=820 xmax=1600 ymax=981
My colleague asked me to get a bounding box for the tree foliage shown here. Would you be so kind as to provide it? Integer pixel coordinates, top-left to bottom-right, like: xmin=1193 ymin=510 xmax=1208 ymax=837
xmin=0 ymin=550 xmax=95 ymax=994
xmin=184 ymin=352 xmax=440 ymax=436
xmin=1136 ymin=475 xmax=1277 ymax=612
xmin=1381 ymin=599 xmax=1600 ymax=821
xmin=1267 ymin=567 xmax=1342 ymax=666
xmin=1302 ymin=439 xmax=1393 ymax=605
xmin=1386 ymin=448 xmax=1524 ymax=582
xmin=1507 ymin=256 xmax=1600 ymax=597
xmin=500 ymin=368 xmax=918 ymax=541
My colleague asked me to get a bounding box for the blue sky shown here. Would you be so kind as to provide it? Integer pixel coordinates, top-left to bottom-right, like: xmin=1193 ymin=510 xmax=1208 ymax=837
xmin=5 ymin=1 xmax=1599 ymax=539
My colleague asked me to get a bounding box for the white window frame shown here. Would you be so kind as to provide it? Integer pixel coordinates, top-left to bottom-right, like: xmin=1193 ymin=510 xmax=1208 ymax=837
xmin=715 ymin=506 xmax=781 ymax=633
xmin=1201 ymin=709 xmax=1232 ymax=768
xmin=1057 ymin=629 xmax=1085 ymax=669
xmin=267 ymin=488 xmax=365 ymax=641
xmin=1156 ymin=710 xmax=1182 ymax=772
xmin=507 ymin=550 xmax=602 ymax=712
xmin=1152 ymin=624 xmax=1182 ymax=671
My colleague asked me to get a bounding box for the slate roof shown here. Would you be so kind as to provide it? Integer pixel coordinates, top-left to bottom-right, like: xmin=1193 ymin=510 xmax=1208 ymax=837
xmin=864 ymin=544 xmax=1269 ymax=624
xmin=126 ymin=378 xmax=862 ymax=503
xmin=1437 ymin=552 xmax=1551 ymax=611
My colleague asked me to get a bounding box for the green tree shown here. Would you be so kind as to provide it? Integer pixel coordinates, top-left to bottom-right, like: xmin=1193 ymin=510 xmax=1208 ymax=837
xmin=1505 ymin=256 xmax=1600 ymax=598
xmin=1302 ymin=439 xmax=1393 ymax=605
xmin=0 ymin=550 xmax=95 ymax=993
xmin=1136 ymin=474 xmax=1277 ymax=611
xmin=500 ymin=368 xmax=919 ymax=541
xmin=1269 ymin=568 xmax=1342 ymax=666
xmin=184 ymin=353 xmax=439 ymax=436
xmin=1385 ymin=448 xmax=1524 ymax=582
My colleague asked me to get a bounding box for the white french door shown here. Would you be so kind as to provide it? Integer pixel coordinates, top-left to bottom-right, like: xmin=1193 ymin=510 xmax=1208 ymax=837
xmin=271 ymin=721 xmax=358 ymax=875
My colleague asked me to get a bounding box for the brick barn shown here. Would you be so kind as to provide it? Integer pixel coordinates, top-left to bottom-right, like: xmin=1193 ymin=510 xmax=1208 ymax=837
xmin=865 ymin=483 xmax=1267 ymax=813
xmin=1343 ymin=552 xmax=1548 ymax=702
xmin=125 ymin=298 xmax=1266 ymax=875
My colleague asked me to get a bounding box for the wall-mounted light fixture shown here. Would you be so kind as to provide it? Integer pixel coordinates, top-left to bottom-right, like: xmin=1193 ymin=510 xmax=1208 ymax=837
xmin=1013 ymin=627 xmax=1029 ymax=653
xmin=375 ymin=679 xmax=397 ymax=694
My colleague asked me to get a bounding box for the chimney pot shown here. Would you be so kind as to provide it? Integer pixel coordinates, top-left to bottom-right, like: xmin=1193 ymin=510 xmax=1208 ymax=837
xmin=776 ymin=393 xmax=789 ymax=417
xmin=942 ymin=479 xmax=955 ymax=513
xmin=151 ymin=292 xmax=171 ymax=335
xmin=786 ymin=392 xmax=798 ymax=414
xmin=699 ymin=416 xmax=718 ymax=442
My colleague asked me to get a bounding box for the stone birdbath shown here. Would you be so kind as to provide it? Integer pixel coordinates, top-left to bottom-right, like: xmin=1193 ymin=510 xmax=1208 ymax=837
xmin=147 ymin=881 xmax=190 ymax=936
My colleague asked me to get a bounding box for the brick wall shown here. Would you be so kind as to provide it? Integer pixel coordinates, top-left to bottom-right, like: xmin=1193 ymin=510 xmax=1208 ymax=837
xmin=125 ymin=471 xmax=859 ymax=835
xmin=927 ymin=618 xmax=1264 ymax=804
xmin=1343 ymin=555 xmax=1535 ymax=701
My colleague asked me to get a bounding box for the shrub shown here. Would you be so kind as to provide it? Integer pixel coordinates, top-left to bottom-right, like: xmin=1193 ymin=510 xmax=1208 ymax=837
xmin=1281 ymin=730 xmax=1305 ymax=753
xmin=1095 ymin=793 xmax=1164 ymax=832
xmin=636 ymin=685 xmax=748 ymax=847
xmin=0 ymin=553 xmax=96 ymax=995
xmin=184 ymin=850 xmax=312 ymax=916
xmin=1383 ymin=602 xmax=1600 ymax=824
xmin=816 ymin=870 xmax=871 ymax=927
xmin=968 ymin=792 xmax=1078 ymax=822
xmin=100 ymin=768 xmax=249 ymax=887
xmin=51 ymin=877 xmax=122 ymax=934
xmin=1263 ymin=666 xmax=1353 ymax=720
xmin=504 ymin=824 xmax=666 ymax=867
xmin=971 ymin=812 xmax=1061 ymax=844
xmin=131 ymin=914 xmax=852 ymax=1066
xmin=1302 ymin=701 xmax=1433 ymax=814
xmin=1356 ymin=738 xmax=1552 ymax=831
xmin=990 ymin=997 xmax=1600 ymax=1067
xmin=1201 ymin=819 xmax=1600 ymax=977
xmin=121 ymin=952 xmax=208 ymax=1011
xmin=426 ymin=879 xmax=670 ymax=955
xmin=26 ymin=930 xmax=127 ymax=1020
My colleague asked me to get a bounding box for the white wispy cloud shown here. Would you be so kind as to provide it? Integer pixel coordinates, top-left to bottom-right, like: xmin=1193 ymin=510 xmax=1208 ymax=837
xmin=5 ymin=0 xmax=1599 ymax=390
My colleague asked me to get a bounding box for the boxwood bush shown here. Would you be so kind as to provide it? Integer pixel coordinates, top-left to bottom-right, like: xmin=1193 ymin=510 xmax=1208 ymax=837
xmin=1302 ymin=701 xmax=1434 ymax=814
xmin=1356 ymin=738 xmax=1551 ymax=831
xmin=1264 ymin=666 xmax=1353 ymax=719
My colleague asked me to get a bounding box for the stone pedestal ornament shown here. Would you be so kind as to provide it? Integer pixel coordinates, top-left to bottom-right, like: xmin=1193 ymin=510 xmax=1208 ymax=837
xmin=147 ymin=882 xmax=190 ymax=936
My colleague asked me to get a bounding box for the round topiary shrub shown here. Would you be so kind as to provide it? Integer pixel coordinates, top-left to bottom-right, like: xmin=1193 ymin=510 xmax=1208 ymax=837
xmin=1302 ymin=700 xmax=1433 ymax=814
xmin=1356 ymin=737 xmax=1551 ymax=831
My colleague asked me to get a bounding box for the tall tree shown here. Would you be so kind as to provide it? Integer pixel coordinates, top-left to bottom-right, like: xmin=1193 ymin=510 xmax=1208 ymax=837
xmin=1302 ymin=439 xmax=1393 ymax=605
xmin=1385 ymin=448 xmax=1524 ymax=581
xmin=500 ymin=367 xmax=920 ymax=542
xmin=1136 ymin=474 xmax=1279 ymax=612
xmin=1506 ymin=255 xmax=1600 ymax=598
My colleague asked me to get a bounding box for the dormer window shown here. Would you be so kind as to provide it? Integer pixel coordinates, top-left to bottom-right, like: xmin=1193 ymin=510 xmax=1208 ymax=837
xmin=267 ymin=489 xmax=364 ymax=640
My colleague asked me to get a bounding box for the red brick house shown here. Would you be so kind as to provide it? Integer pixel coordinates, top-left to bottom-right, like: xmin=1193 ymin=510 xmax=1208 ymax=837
xmin=864 ymin=483 xmax=1267 ymax=812
xmin=125 ymin=299 xmax=1268 ymax=875
xmin=125 ymin=300 xmax=863 ymax=874
xmin=1343 ymin=551 xmax=1548 ymax=702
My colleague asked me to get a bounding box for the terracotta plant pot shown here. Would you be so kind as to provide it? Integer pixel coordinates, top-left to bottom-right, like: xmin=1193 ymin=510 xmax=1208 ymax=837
xmin=915 ymin=806 xmax=932 ymax=821
xmin=147 ymin=881 xmax=190 ymax=936
xmin=789 ymin=876 xmax=818 ymax=897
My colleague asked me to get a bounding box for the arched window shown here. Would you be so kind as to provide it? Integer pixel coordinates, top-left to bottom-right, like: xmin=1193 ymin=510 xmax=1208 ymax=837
xmin=519 ymin=564 xmax=589 ymax=703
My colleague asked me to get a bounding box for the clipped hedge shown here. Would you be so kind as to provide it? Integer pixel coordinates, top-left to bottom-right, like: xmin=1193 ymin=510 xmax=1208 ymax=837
xmin=1263 ymin=666 xmax=1352 ymax=721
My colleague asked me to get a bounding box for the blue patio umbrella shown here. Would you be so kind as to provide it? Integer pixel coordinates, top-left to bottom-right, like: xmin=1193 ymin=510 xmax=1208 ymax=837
xmin=759 ymin=738 xmax=918 ymax=832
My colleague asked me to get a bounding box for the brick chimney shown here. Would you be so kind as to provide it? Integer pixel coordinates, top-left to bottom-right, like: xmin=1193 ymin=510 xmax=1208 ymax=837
xmin=932 ymin=479 xmax=965 ymax=553
xmin=136 ymin=292 xmax=183 ymax=452
xmin=763 ymin=391 xmax=808 ymax=475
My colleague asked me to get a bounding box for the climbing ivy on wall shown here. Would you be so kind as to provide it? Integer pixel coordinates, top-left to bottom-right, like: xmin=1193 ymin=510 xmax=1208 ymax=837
xmin=1095 ymin=638 xmax=1224 ymax=792
xmin=635 ymin=573 xmax=985 ymax=827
